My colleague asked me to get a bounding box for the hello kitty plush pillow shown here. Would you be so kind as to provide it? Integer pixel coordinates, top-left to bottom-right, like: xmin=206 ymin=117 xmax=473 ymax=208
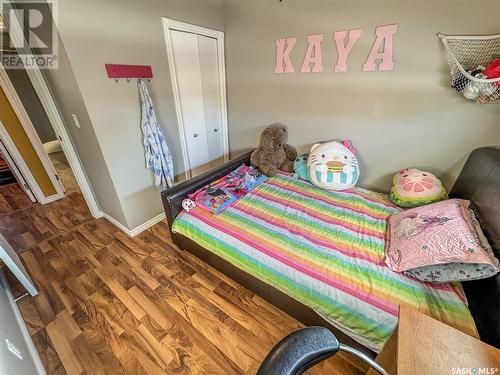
xmin=307 ymin=140 xmax=359 ymax=191
xmin=390 ymin=168 xmax=447 ymax=208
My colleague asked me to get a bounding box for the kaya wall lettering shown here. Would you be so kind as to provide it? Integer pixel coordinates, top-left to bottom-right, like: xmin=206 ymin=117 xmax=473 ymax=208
xmin=274 ymin=24 xmax=398 ymax=73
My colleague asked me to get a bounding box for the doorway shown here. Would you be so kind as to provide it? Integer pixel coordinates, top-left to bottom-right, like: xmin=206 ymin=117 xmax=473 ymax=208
xmin=37 ymin=128 xmax=79 ymax=195
xmin=163 ymin=19 xmax=229 ymax=180
xmin=46 ymin=149 xmax=79 ymax=194
xmin=0 ymin=79 xmax=64 ymax=205
xmin=0 ymin=64 xmax=83 ymax=212
xmin=0 ymin=13 xmax=101 ymax=217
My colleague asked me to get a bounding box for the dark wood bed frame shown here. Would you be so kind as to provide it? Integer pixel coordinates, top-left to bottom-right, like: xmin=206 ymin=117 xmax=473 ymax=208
xmin=161 ymin=147 xmax=500 ymax=354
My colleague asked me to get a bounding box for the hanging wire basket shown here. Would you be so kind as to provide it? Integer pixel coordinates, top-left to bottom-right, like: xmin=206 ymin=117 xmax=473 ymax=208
xmin=438 ymin=33 xmax=500 ymax=104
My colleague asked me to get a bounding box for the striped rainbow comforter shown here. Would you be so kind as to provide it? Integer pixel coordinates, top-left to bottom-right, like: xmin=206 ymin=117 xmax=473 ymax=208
xmin=172 ymin=173 xmax=477 ymax=351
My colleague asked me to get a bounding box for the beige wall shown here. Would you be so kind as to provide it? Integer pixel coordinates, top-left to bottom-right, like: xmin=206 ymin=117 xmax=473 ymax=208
xmin=223 ymin=0 xmax=500 ymax=192
xmin=53 ymin=0 xmax=224 ymax=229
xmin=44 ymin=40 xmax=128 ymax=225
xmin=48 ymin=0 xmax=500 ymax=230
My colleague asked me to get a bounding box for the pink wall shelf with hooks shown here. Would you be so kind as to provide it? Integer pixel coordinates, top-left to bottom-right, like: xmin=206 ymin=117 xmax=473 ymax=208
xmin=105 ymin=64 xmax=153 ymax=82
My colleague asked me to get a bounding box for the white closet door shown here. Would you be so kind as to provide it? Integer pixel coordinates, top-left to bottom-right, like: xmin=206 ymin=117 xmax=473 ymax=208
xmin=198 ymin=34 xmax=223 ymax=166
xmin=170 ymin=30 xmax=209 ymax=171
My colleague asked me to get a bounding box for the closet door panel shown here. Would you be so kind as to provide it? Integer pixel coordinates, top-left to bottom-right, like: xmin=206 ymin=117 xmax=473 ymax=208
xmin=170 ymin=30 xmax=209 ymax=170
xmin=198 ymin=34 xmax=223 ymax=166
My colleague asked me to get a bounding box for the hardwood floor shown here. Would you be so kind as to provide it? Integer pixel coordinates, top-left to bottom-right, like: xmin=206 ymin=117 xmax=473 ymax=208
xmin=0 ymin=182 xmax=91 ymax=254
xmin=2 ymin=187 xmax=366 ymax=374
xmin=0 ymin=182 xmax=36 ymax=215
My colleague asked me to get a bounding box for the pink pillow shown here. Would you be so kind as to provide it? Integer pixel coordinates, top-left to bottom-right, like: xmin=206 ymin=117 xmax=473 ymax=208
xmin=385 ymin=199 xmax=499 ymax=282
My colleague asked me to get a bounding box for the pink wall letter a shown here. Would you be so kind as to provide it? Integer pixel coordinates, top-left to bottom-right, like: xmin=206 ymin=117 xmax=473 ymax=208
xmin=363 ymin=24 xmax=398 ymax=72
xmin=275 ymin=37 xmax=296 ymax=73
xmin=301 ymin=34 xmax=324 ymax=73
xmin=333 ymin=29 xmax=362 ymax=72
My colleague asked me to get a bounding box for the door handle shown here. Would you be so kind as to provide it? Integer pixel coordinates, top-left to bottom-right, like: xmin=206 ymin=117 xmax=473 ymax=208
xmin=213 ymin=128 xmax=219 ymax=132
xmin=193 ymin=133 xmax=199 ymax=138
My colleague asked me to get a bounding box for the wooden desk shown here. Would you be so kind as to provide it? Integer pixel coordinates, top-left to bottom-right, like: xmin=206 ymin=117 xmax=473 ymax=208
xmin=367 ymin=305 xmax=499 ymax=374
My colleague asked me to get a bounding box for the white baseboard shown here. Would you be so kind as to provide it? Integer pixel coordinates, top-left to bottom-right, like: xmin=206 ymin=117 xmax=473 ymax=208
xmin=129 ymin=212 xmax=166 ymax=237
xmin=101 ymin=212 xmax=166 ymax=237
xmin=101 ymin=212 xmax=130 ymax=234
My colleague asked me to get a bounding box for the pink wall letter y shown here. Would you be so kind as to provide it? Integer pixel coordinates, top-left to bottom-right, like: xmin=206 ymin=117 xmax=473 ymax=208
xmin=274 ymin=37 xmax=297 ymax=73
xmin=363 ymin=24 xmax=398 ymax=72
xmin=333 ymin=29 xmax=362 ymax=72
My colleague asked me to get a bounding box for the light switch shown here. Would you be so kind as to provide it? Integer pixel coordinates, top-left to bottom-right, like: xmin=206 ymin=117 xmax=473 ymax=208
xmin=71 ymin=113 xmax=81 ymax=128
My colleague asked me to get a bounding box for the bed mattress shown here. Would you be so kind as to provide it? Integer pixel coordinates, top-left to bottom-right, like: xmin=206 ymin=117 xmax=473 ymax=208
xmin=172 ymin=173 xmax=477 ymax=351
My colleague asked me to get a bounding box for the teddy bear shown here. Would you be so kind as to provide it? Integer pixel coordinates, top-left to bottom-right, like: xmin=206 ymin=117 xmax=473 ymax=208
xmin=250 ymin=124 xmax=297 ymax=177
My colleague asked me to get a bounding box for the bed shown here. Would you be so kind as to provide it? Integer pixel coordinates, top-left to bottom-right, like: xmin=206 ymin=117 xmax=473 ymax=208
xmin=162 ymin=147 xmax=500 ymax=353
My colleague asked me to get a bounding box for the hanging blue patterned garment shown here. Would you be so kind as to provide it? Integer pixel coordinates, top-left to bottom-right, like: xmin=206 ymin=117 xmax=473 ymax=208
xmin=138 ymin=79 xmax=174 ymax=188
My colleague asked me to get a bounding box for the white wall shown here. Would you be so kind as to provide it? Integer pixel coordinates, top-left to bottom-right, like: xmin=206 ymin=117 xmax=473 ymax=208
xmin=55 ymin=0 xmax=224 ymax=229
xmin=223 ymin=0 xmax=500 ymax=192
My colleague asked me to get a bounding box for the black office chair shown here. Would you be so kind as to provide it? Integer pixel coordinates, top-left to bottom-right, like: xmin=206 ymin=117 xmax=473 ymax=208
xmin=257 ymin=326 xmax=390 ymax=375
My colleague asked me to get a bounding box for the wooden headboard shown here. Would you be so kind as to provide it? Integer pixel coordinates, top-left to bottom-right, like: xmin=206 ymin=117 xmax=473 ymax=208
xmin=449 ymin=146 xmax=500 ymax=348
